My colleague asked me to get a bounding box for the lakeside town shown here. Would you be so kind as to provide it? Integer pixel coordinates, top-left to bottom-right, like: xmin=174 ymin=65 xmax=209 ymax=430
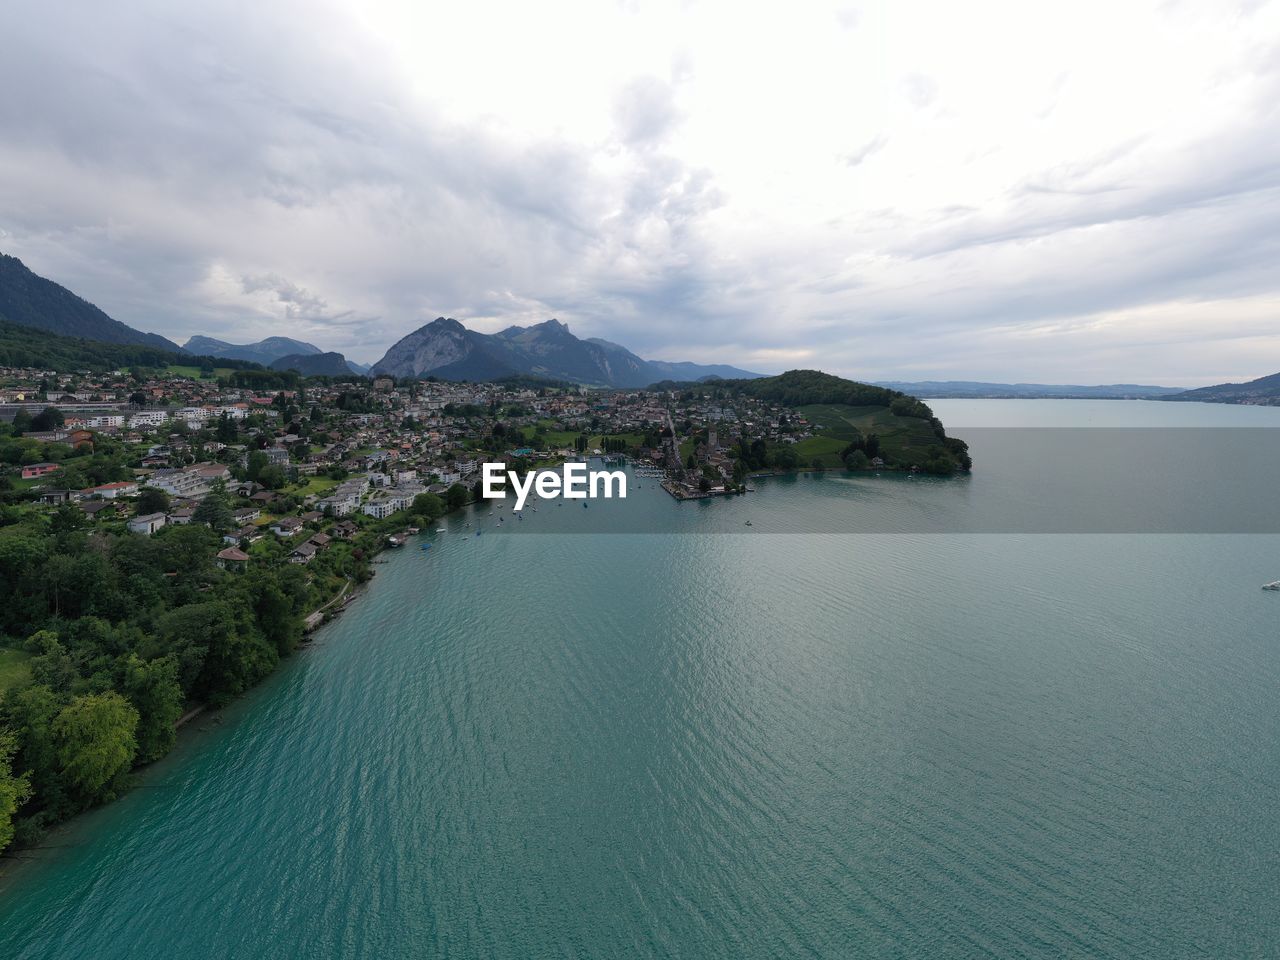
xmin=0 ymin=364 xmax=840 ymax=568
xmin=2 ymin=360 xmax=887 ymax=855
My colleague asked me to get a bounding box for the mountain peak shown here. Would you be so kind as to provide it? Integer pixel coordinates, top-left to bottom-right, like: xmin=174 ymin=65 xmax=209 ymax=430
xmin=370 ymin=315 xmax=765 ymax=386
xmin=182 ymin=335 xmax=322 ymax=364
xmin=0 ymin=252 xmax=180 ymax=351
xmin=426 ymin=317 xmax=466 ymax=332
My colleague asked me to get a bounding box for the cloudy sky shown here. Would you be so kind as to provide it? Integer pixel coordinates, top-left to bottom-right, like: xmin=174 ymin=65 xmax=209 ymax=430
xmin=2 ymin=0 xmax=1278 ymax=384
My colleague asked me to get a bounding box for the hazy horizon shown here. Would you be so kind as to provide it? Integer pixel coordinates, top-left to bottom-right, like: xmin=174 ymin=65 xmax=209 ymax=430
xmin=2 ymin=0 xmax=1278 ymax=385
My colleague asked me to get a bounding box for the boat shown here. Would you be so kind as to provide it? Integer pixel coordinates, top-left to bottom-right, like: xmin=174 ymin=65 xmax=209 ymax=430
xmin=387 ymin=536 xmax=405 ymax=547
xmin=744 ymin=520 xmax=752 ymax=526
xmin=1264 ymin=581 xmax=1280 ymax=591
xmin=435 ymin=527 xmax=446 ymax=533
xmin=407 ymin=526 xmax=420 ymax=534
xmin=583 ymin=502 xmax=589 ymax=508
xmin=420 ymin=543 xmax=432 ymax=551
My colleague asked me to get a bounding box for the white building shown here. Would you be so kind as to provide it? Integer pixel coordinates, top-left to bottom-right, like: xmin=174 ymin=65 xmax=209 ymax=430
xmin=128 ymin=512 xmax=167 ymax=535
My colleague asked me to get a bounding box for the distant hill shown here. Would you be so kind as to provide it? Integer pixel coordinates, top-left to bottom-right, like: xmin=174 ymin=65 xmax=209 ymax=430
xmin=269 ymin=351 xmax=358 ymax=377
xmin=346 ymin=359 xmax=372 ymax=375
xmin=371 ymin=317 xmax=765 ymax=387
xmin=184 ymin=335 xmax=323 ymax=365
xmin=0 ymin=316 xmax=256 ymax=373
xmin=1163 ymin=371 xmax=1280 ymax=405
xmin=0 ymin=253 xmax=180 ymax=350
xmin=874 ymin=380 xmax=1185 ymax=399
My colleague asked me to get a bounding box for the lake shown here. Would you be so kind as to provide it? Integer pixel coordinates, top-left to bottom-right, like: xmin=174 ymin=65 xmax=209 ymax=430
xmin=2 ymin=399 xmax=1279 ymax=958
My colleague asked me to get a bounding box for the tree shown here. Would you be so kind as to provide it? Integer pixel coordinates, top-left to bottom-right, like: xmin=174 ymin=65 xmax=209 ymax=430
xmin=162 ymin=600 xmax=278 ymax=703
xmin=772 ymin=446 xmax=799 ymax=470
xmin=50 ymin=503 xmax=87 ymax=534
xmin=120 ymin=655 xmax=183 ymax=762
xmin=412 ymin=492 xmax=445 ymax=521
xmin=246 ymin=450 xmax=268 ymax=481
xmin=11 ymin=409 xmax=32 ymax=433
xmin=31 ymin=407 xmax=64 ymax=431
xmin=445 ymin=483 xmax=469 ymax=510
xmin=1 ymin=685 xmax=66 ymax=820
xmin=844 ymin=449 xmax=870 ymax=470
xmin=28 ymin=632 xmax=76 ymax=692
xmin=257 ymin=464 xmax=287 ymax=490
xmin=251 ymin=580 xmax=301 ymax=657
xmin=192 ymin=491 xmax=234 ymax=532
xmin=136 ymin=487 xmax=170 ymax=516
xmin=0 ymin=729 xmax=31 ymax=855
xmin=53 ymin=692 xmax=139 ymax=807
xmin=216 ymin=413 xmax=238 ymax=444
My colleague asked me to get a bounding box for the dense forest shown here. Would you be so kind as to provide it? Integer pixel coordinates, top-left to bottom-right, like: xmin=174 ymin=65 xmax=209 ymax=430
xmin=0 ymin=478 xmax=465 ymax=853
xmin=0 ymin=515 xmax=309 ymax=850
xmin=0 ymin=318 xmax=260 ymax=376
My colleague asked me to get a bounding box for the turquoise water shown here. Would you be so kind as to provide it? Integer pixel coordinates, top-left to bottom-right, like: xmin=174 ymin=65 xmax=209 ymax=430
xmin=2 ymin=400 xmax=1280 ymax=958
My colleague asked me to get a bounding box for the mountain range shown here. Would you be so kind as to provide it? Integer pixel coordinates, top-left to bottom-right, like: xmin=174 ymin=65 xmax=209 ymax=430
xmin=4 ymin=249 xmax=1276 ymax=398
xmin=183 ymin=335 xmax=371 ymax=375
xmin=184 ymin=335 xmax=320 ymax=365
xmin=874 ymin=380 xmax=1186 ymax=399
xmin=0 ymin=254 xmax=180 ymax=350
xmin=1160 ymin=371 xmax=1280 ymax=405
xmin=370 ymin=317 xmax=763 ymax=387
xmin=269 ymin=351 xmax=362 ymax=377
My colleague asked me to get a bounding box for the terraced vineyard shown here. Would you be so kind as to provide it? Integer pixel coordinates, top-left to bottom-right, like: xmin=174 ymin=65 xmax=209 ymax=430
xmin=795 ymin=403 xmax=951 ymax=467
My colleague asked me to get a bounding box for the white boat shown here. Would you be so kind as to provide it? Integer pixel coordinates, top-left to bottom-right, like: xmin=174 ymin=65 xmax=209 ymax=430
xmin=435 ymin=527 xmax=446 ymax=533
xmin=1264 ymin=581 xmax=1280 ymax=591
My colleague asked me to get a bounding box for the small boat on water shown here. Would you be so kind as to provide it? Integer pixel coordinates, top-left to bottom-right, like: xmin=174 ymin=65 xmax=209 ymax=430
xmin=1264 ymin=581 xmax=1280 ymax=591
xmin=407 ymin=526 xmax=420 ymax=534
xmin=744 ymin=520 xmax=752 ymax=526
xmin=387 ymin=536 xmax=405 ymax=547
xmin=583 ymin=502 xmax=589 ymax=509
xmin=435 ymin=527 xmax=446 ymax=533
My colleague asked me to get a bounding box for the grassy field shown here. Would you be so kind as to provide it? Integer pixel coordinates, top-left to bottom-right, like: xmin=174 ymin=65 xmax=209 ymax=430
xmin=0 ymin=647 xmax=32 ymax=693
xmin=165 ymin=364 xmax=236 ymax=380
xmin=796 ymin=403 xmax=947 ymax=466
xmin=287 ymin=477 xmax=339 ymax=498
xmin=521 ymin=425 xmax=581 ymax=448
xmin=790 ymin=435 xmax=848 ymax=467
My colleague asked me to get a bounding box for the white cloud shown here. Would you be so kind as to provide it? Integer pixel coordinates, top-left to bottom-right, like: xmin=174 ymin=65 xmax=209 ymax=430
xmin=0 ymin=0 xmax=1277 ymax=381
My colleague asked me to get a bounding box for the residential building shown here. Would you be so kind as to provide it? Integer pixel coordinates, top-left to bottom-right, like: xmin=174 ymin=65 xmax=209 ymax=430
xmin=21 ymin=462 xmax=60 ymax=479
xmin=215 ymin=547 xmax=250 ymax=571
xmin=128 ymin=512 xmax=167 ymax=535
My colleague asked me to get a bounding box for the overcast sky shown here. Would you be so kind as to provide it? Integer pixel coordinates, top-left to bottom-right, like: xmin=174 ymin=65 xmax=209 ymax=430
xmin=2 ymin=0 xmax=1278 ymax=383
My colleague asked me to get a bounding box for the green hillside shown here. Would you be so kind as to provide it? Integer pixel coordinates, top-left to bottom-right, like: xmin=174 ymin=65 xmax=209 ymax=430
xmin=673 ymin=370 xmax=972 ymax=474
xmin=0 ymin=317 xmax=261 ymax=375
xmin=0 ymin=253 xmax=180 ymax=350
